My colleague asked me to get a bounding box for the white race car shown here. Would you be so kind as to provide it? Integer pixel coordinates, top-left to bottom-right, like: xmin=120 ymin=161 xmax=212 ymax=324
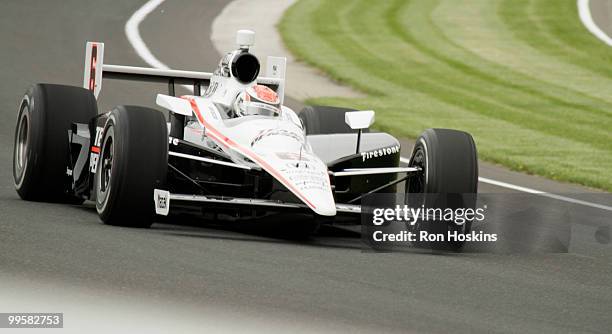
xmin=13 ymin=30 xmax=478 ymax=241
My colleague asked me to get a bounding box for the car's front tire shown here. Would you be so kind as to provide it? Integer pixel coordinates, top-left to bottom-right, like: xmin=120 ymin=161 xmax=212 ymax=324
xmin=406 ymin=128 xmax=478 ymax=251
xmin=95 ymin=106 xmax=168 ymax=228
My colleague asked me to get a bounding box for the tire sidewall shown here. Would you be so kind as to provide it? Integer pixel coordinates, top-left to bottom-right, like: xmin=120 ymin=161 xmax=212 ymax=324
xmin=13 ymin=88 xmax=45 ymax=197
xmin=14 ymin=97 xmax=32 ymax=190
xmin=95 ymin=115 xmax=122 ymax=219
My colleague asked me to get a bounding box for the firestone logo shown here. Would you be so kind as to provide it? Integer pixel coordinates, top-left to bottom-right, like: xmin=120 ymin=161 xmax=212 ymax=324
xmin=361 ymin=145 xmax=400 ymax=162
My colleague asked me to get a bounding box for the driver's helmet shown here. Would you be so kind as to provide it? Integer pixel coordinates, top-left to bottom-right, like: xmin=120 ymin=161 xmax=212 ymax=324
xmin=233 ymin=85 xmax=280 ymax=117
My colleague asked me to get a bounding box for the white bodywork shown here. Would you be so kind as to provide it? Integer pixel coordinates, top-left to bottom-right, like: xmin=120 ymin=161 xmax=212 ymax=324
xmin=180 ymin=94 xmax=336 ymax=216
xmin=155 ymin=95 xmax=192 ymax=116
xmin=156 ymin=32 xmax=336 ymax=216
xmin=83 ymin=31 xmax=377 ymax=217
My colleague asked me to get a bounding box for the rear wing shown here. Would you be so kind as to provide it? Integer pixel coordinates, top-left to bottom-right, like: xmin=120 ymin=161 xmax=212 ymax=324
xmin=83 ymin=42 xmax=286 ymax=102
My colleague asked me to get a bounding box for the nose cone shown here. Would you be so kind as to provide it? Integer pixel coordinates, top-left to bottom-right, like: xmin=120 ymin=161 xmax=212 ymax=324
xmin=225 ymin=117 xmax=337 ymax=217
xmin=270 ymin=160 xmax=336 ymax=217
xmin=299 ymin=184 xmax=337 ymax=217
xmin=312 ymin=198 xmax=337 ymax=216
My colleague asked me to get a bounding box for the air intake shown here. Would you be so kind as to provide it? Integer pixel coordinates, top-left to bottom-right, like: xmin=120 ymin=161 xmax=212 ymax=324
xmin=231 ymin=52 xmax=260 ymax=84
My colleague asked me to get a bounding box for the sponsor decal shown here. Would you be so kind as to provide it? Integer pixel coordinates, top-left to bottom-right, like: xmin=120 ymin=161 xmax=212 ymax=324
xmin=89 ymin=127 xmax=104 ymax=173
xmin=205 ymin=81 xmax=219 ymax=97
xmin=279 ymin=167 xmax=329 ymax=192
xmin=154 ymin=189 xmax=170 ymax=216
xmin=361 ymin=145 xmax=400 ymax=162
xmin=250 ymin=128 xmax=304 ymax=147
xmin=158 ymin=195 xmax=167 ymax=209
xmin=88 ymin=44 xmax=98 ymax=92
xmin=89 ymin=153 xmax=99 ymax=173
xmin=93 ymin=127 xmax=103 ymax=147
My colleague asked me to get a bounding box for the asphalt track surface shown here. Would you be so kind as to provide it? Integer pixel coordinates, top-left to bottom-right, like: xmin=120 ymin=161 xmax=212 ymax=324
xmin=591 ymin=0 xmax=612 ymax=38
xmin=0 ymin=1 xmax=611 ymax=333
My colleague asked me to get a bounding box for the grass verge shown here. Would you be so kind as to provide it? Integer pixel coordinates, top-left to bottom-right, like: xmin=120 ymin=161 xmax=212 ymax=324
xmin=279 ymin=0 xmax=612 ymax=191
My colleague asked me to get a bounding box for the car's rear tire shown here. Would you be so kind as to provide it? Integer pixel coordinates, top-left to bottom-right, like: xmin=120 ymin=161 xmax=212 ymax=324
xmin=95 ymin=106 xmax=168 ymax=228
xmin=299 ymin=105 xmax=367 ymax=135
xmin=406 ymin=128 xmax=478 ymax=251
xmin=13 ymin=84 xmax=97 ymax=203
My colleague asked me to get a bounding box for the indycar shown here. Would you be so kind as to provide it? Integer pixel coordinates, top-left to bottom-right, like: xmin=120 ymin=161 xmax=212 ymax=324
xmin=13 ymin=30 xmax=478 ymax=240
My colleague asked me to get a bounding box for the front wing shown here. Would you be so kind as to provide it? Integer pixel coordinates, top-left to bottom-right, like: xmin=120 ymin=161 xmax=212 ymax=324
xmin=153 ymin=189 xmax=362 ymax=216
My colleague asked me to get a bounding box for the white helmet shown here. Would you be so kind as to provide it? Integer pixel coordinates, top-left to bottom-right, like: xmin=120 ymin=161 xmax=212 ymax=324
xmin=233 ymin=85 xmax=280 ymax=117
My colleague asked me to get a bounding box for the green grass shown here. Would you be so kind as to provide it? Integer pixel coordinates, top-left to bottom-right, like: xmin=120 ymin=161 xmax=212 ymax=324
xmin=279 ymin=0 xmax=612 ymax=191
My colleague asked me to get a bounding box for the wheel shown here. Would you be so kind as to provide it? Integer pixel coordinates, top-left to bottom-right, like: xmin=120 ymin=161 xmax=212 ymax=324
xmin=299 ymin=105 xmax=368 ymax=135
xmin=95 ymin=106 xmax=168 ymax=228
xmin=406 ymin=128 xmax=478 ymax=251
xmin=13 ymin=84 xmax=97 ymax=202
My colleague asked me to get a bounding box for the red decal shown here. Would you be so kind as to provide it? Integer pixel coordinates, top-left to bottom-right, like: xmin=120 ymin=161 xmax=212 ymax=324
xmin=91 ymin=146 xmax=100 ymax=153
xmin=89 ymin=44 xmax=97 ymax=91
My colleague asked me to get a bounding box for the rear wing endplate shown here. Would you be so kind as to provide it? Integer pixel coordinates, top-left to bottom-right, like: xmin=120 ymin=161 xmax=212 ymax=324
xmin=83 ymin=42 xmax=286 ymax=101
xmin=83 ymin=42 xmax=104 ymax=98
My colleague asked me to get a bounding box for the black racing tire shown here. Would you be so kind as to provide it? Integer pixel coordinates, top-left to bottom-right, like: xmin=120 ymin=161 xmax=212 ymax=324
xmin=299 ymin=105 xmax=368 ymax=135
xmin=95 ymin=106 xmax=168 ymax=228
xmin=13 ymin=84 xmax=97 ymax=203
xmin=406 ymin=128 xmax=478 ymax=251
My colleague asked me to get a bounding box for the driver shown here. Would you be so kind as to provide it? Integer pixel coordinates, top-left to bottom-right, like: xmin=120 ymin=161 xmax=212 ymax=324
xmin=232 ymin=84 xmax=280 ymax=117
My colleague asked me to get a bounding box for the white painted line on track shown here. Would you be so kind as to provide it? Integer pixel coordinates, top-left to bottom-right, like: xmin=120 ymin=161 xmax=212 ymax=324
xmin=125 ymin=0 xmax=193 ymax=92
xmin=477 ymin=177 xmax=612 ymax=212
xmin=125 ymin=0 xmax=611 ymax=213
xmin=400 ymin=157 xmax=611 ymax=212
xmin=125 ymin=0 xmax=169 ymax=69
xmin=578 ymin=0 xmax=612 ymax=46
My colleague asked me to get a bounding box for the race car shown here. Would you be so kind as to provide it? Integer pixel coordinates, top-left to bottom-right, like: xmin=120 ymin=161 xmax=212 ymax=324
xmin=12 ymin=30 xmax=478 ymax=240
